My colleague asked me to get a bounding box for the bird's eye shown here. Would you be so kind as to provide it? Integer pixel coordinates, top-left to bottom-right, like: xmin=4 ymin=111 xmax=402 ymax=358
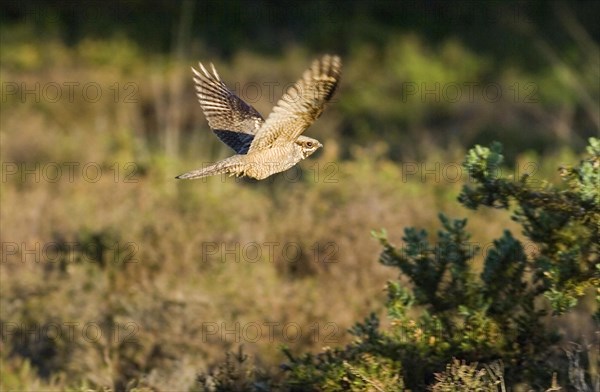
xmin=306 ymin=142 xmax=313 ymax=147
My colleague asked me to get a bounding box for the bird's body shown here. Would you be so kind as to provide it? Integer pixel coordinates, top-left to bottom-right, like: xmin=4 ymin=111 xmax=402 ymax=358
xmin=176 ymin=54 xmax=342 ymax=180
xmin=177 ymin=137 xmax=322 ymax=180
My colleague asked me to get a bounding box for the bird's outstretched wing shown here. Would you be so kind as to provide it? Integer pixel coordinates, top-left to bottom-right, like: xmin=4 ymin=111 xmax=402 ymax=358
xmin=248 ymin=55 xmax=341 ymax=153
xmin=192 ymin=63 xmax=264 ymax=154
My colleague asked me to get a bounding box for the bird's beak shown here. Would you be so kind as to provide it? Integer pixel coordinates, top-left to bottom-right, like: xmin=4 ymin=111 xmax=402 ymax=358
xmin=318 ymin=142 xmax=323 ymax=148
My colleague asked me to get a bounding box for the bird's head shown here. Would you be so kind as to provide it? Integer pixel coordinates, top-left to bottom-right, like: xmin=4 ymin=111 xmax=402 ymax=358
xmin=296 ymin=136 xmax=323 ymax=158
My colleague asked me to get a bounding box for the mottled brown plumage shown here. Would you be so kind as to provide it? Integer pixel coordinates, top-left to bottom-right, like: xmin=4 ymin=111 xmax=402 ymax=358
xmin=176 ymin=54 xmax=342 ymax=180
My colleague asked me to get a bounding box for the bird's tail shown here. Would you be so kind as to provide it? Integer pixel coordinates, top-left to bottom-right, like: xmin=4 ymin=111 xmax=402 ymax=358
xmin=175 ymin=155 xmax=245 ymax=180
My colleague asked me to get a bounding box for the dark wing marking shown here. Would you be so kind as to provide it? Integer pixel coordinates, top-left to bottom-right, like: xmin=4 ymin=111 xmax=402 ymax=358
xmin=192 ymin=63 xmax=264 ymax=154
xmin=213 ymin=130 xmax=254 ymax=154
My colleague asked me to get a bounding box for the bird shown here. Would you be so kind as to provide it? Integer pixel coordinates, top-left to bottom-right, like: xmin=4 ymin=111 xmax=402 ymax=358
xmin=176 ymin=54 xmax=342 ymax=180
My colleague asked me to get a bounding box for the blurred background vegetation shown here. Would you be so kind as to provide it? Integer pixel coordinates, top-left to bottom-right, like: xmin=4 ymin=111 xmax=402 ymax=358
xmin=1 ymin=0 xmax=598 ymax=390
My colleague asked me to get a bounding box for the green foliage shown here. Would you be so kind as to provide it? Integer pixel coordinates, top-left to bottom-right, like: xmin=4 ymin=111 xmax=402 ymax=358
xmin=281 ymin=346 xmax=404 ymax=392
xmin=460 ymin=138 xmax=599 ymax=315
xmin=197 ymin=347 xmax=271 ymax=392
xmin=371 ymin=215 xmax=558 ymax=388
xmin=276 ymin=139 xmax=598 ymax=390
xmin=431 ymin=359 xmax=505 ymax=392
